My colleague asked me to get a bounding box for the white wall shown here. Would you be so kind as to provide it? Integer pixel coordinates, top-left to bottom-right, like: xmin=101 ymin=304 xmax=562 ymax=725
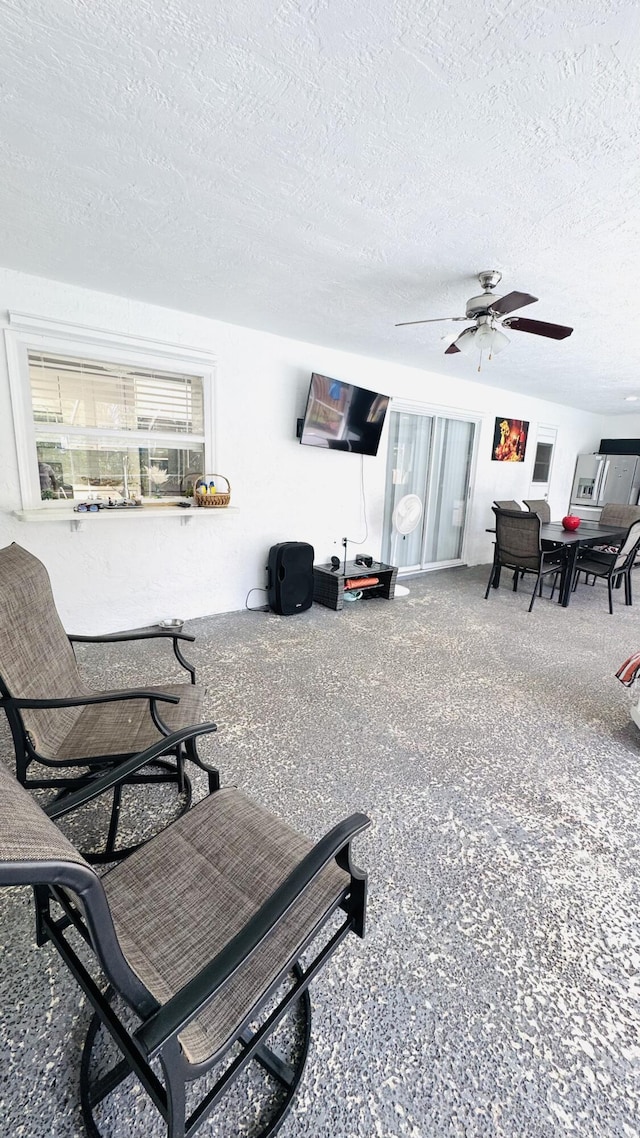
xmin=0 ymin=267 xmax=604 ymax=631
xmin=600 ymin=414 xmax=640 ymax=442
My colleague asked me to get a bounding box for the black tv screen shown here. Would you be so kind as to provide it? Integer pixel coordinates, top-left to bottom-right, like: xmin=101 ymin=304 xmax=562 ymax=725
xmin=299 ymin=373 xmax=390 ymax=456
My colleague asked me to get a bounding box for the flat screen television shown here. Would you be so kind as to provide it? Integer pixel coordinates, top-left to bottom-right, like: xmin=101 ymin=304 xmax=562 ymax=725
xmin=299 ymin=373 xmax=390 ymax=456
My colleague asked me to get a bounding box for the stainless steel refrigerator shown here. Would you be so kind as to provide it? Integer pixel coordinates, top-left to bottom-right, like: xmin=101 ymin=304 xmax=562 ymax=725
xmin=570 ymin=453 xmax=640 ymax=521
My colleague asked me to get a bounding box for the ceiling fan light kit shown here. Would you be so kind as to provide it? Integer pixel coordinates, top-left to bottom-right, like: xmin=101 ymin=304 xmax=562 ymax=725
xmin=396 ymin=270 xmax=573 ymax=370
xmin=453 ymin=328 xmax=478 ymax=356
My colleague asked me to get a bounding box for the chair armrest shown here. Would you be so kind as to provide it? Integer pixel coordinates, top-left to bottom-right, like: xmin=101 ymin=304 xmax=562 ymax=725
xmin=44 ymin=722 xmax=217 ymax=820
xmin=578 ymin=547 xmax=616 ymax=563
xmin=69 ymin=629 xmax=196 ymax=644
xmin=69 ymin=628 xmax=197 ymax=684
xmin=136 ymin=811 xmax=371 ymax=1057
xmin=540 ymin=548 xmax=564 ymax=565
xmin=8 ymin=689 xmax=180 ymax=710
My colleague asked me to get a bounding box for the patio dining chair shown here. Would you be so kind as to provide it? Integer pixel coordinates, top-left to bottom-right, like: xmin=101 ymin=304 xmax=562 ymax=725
xmin=591 ymin=503 xmax=640 ymax=553
xmin=598 ymin=503 xmax=640 ymax=528
xmin=0 ymin=724 xmax=370 ymax=1138
xmin=0 ymin=542 xmax=217 ymax=861
xmin=485 ymin=509 xmax=564 ymax=612
xmin=572 ymin=518 xmax=640 ymax=613
xmin=523 ymin=499 xmax=551 ymax=523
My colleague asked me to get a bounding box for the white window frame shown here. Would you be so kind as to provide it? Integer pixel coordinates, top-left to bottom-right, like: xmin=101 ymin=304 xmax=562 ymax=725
xmin=5 ymin=313 xmax=217 ymax=510
xmin=529 ymin=423 xmax=557 ymax=495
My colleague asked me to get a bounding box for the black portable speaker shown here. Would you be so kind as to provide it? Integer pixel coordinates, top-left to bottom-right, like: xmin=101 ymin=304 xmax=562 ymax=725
xmin=267 ymin=542 xmax=315 ymax=615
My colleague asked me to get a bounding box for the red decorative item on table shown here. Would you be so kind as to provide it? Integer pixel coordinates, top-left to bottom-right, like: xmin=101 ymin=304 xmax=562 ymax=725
xmin=562 ymin=515 xmax=581 ymax=531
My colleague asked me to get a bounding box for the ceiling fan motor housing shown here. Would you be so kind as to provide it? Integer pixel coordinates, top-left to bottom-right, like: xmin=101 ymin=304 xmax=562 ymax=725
xmin=465 ymin=270 xmax=504 ymax=317
xmin=466 ymin=292 xmax=503 ymax=318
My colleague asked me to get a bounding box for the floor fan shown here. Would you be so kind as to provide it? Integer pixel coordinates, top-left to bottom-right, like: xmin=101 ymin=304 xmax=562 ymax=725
xmin=391 ymin=494 xmax=423 ymax=597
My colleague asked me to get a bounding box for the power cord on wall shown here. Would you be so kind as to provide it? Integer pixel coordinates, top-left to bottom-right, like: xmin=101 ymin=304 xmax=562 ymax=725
xmin=339 ymin=454 xmax=370 ymax=567
xmin=245 ymin=587 xmax=270 ymax=612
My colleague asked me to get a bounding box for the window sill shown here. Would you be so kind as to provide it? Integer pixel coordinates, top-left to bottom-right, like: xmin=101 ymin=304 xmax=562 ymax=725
xmin=11 ymin=506 xmax=239 ymax=531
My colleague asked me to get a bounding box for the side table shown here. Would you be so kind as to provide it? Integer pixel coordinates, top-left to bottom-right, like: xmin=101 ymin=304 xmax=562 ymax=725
xmin=313 ymin=560 xmax=398 ymax=611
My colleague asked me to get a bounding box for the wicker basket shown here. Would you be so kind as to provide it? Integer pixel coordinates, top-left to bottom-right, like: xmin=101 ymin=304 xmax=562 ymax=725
xmin=195 ymin=475 xmax=231 ymax=508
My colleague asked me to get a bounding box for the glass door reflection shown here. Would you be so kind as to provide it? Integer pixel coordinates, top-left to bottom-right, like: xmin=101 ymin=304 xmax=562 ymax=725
xmin=383 ymin=408 xmax=475 ymax=571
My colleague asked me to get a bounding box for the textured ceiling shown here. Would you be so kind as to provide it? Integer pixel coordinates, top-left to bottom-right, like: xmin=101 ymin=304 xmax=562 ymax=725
xmin=1 ymin=0 xmax=640 ymax=413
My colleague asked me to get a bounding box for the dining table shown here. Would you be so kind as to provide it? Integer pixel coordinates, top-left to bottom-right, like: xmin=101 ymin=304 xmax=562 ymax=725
xmin=539 ymin=522 xmax=627 ymax=606
xmin=487 ymin=520 xmax=628 ymax=607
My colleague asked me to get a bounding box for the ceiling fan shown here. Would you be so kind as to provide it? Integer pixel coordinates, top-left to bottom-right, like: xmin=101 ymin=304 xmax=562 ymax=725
xmin=395 ymin=270 xmax=573 ymax=364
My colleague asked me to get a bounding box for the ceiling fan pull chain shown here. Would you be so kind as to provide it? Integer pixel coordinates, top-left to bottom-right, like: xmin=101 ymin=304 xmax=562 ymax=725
xmin=477 ymin=349 xmax=483 ymax=373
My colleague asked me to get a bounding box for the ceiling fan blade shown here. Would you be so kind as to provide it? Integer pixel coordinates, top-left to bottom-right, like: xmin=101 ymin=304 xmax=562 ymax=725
xmin=444 ymin=342 xmax=461 ymax=354
xmin=504 ymin=316 xmax=573 ymax=340
xmin=490 ymin=291 xmax=538 ymax=316
xmin=395 ymin=316 xmax=467 ymax=327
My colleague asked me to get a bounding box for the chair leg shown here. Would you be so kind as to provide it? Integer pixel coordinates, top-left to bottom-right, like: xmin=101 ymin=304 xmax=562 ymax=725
xmin=161 ymin=1041 xmax=187 ymax=1138
xmin=608 ymin=577 xmax=614 ymax=614
xmin=80 ymin=960 xmax=312 ymax=1138
xmin=186 ymin=735 xmax=220 ymax=793
xmin=81 ymin=758 xmax=193 ymax=865
xmin=529 ymin=574 xmax=541 ymax=612
xmin=104 ymin=784 xmax=123 ymax=858
xmin=485 ymin=562 xmax=498 ymax=599
xmin=629 ymin=572 xmax=633 ymax=606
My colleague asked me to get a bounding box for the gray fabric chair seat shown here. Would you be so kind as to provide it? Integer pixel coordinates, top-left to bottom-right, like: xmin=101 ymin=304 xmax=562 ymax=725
xmin=49 ymin=683 xmax=204 ymax=762
xmin=104 ymin=786 xmax=349 ymax=1065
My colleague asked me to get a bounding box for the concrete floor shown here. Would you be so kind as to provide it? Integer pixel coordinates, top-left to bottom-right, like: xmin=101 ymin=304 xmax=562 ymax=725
xmin=1 ymin=564 xmax=639 ymax=1137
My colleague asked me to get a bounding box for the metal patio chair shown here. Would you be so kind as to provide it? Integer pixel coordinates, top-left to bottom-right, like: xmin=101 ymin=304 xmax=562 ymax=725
xmin=591 ymin=503 xmax=640 ymax=553
xmin=485 ymin=509 xmax=564 ymax=612
xmin=572 ymin=518 xmax=640 ymax=613
xmin=523 ymin=499 xmax=551 ymax=523
xmin=0 ymin=725 xmax=369 ymax=1138
xmin=598 ymin=503 xmax=640 ymax=528
xmin=0 ymin=542 xmax=217 ymax=861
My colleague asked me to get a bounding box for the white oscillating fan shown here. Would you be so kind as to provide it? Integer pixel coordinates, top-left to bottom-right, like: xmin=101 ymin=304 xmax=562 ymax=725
xmin=391 ymin=493 xmax=423 ymax=597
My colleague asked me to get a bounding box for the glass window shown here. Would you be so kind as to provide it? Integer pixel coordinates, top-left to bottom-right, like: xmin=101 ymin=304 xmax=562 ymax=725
xmin=532 ymin=442 xmax=553 ymax=484
xmin=28 ymin=352 xmax=206 ymax=502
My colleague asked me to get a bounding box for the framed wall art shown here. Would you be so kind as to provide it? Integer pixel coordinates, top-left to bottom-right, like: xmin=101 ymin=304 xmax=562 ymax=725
xmin=492 ymin=417 xmax=529 ymax=462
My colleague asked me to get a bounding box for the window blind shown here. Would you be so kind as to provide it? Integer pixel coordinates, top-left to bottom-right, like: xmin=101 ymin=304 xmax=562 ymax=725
xmin=28 ymin=353 xmax=205 ymax=436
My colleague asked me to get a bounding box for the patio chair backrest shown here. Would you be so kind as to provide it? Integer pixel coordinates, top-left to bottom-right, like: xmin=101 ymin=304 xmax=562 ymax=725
xmin=493 ymin=509 xmax=541 ymax=571
xmin=0 ymin=757 xmax=93 ymax=880
xmin=493 ymin=500 xmax=522 ymax=511
xmin=599 ymin=503 xmax=640 ymax=528
xmin=613 ymin=519 xmax=640 ymax=571
xmin=0 ymin=758 xmax=153 ymax=1006
xmin=0 ymin=543 xmax=87 ymax=755
xmin=523 ymin=499 xmax=551 ymax=523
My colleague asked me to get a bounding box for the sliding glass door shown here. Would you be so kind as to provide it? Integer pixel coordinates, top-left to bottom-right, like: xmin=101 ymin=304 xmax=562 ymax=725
xmin=383 ymin=406 xmax=476 ymax=572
